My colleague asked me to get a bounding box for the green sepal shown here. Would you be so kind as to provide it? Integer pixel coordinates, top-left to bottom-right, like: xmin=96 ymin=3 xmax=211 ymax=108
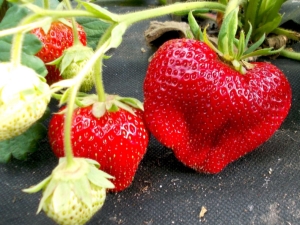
xmin=47 ymin=45 xmax=94 ymax=75
xmin=108 ymin=23 xmax=127 ymax=50
xmin=217 ymin=8 xmax=238 ymax=57
xmin=23 ymin=176 xmax=52 ymax=194
xmin=236 ymin=30 xmax=245 ymax=60
xmin=188 ymin=10 xmax=203 ymax=41
xmin=243 ymin=33 xmax=266 ymax=56
xmin=111 ymin=99 xmax=136 ymax=115
xmin=241 ymin=46 xmax=284 ymax=60
xmin=92 ymin=102 xmax=106 ymax=118
xmin=203 ymin=26 xmax=223 ymax=57
xmin=107 ymin=103 xmax=119 ymax=113
xmin=37 ymin=177 xmax=59 ymax=213
xmin=115 ymin=96 xmax=144 ymax=111
xmin=73 ymin=176 xmax=93 ymax=210
xmin=52 ymin=181 xmax=71 ymax=213
xmin=245 ymin=22 xmax=253 ymax=48
xmin=87 ymin=165 xmax=115 ymax=189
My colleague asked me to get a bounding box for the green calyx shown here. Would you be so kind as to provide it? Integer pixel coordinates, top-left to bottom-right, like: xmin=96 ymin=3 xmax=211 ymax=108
xmin=200 ymin=7 xmax=283 ymax=74
xmin=56 ymin=93 xmax=144 ymax=118
xmin=48 ymin=45 xmax=95 ymax=92
xmin=22 ymin=157 xmax=114 ymax=213
xmin=91 ymin=94 xmax=144 ymax=118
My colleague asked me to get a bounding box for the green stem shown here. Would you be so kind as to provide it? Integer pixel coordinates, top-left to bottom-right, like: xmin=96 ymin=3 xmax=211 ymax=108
xmin=27 ymin=6 xmax=96 ymax=19
xmin=64 ymin=87 xmax=76 ymax=167
xmin=119 ymin=2 xmax=225 ymax=26
xmin=93 ymin=57 xmax=105 ymax=102
xmin=280 ymin=48 xmax=300 ymax=61
xmin=63 ymin=40 xmax=110 ymax=167
xmin=10 ymin=32 xmax=24 ymax=66
xmin=0 ymin=17 xmax=51 ymax=37
xmin=10 ymin=14 xmax=50 ymax=66
xmin=43 ymin=0 xmax=49 ymax=9
xmin=93 ymin=25 xmax=118 ymax=102
xmin=63 ymin=0 xmax=81 ymax=45
xmin=223 ymin=0 xmax=240 ymax=17
xmin=272 ymin=27 xmax=300 ymax=41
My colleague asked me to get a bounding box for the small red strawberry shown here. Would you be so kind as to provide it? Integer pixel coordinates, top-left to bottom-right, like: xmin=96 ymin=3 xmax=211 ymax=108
xmin=143 ymin=9 xmax=292 ymax=173
xmin=48 ymin=95 xmax=149 ymax=192
xmin=31 ymin=20 xmax=87 ymax=85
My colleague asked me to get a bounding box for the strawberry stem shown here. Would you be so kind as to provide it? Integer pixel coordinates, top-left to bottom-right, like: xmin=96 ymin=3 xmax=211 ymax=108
xmin=9 ymin=14 xmax=50 ymax=66
xmin=10 ymin=32 xmax=24 ymax=66
xmin=64 ymin=86 xmax=76 ymax=167
xmin=280 ymin=48 xmax=300 ymax=61
xmin=119 ymin=2 xmax=226 ymax=26
xmin=272 ymin=27 xmax=300 ymax=41
xmin=94 ymin=57 xmax=106 ymax=102
xmin=63 ymin=0 xmax=81 ymax=46
xmin=43 ymin=0 xmax=49 ymax=10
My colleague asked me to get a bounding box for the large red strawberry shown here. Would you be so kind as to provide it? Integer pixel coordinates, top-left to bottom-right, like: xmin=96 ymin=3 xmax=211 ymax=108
xmin=48 ymin=95 xmax=149 ymax=192
xmin=143 ymin=9 xmax=292 ymax=174
xmin=31 ymin=20 xmax=87 ymax=85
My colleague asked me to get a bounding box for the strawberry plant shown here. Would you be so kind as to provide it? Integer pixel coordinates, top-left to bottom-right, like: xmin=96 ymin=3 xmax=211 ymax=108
xmin=0 ymin=0 xmax=299 ymax=224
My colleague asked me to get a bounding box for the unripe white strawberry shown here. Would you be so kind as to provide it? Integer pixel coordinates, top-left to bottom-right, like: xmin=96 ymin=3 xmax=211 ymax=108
xmin=23 ymin=158 xmax=114 ymax=225
xmin=0 ymin=63 xmax=51 ymax=141
xmin=62 ymin=59 xmax=94 ymax=93
xmin=49 ymin=45 xmax=95 ymax=93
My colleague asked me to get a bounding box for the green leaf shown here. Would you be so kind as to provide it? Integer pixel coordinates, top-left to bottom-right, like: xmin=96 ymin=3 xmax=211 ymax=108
xmin=0 ymin=122 xmax=47 ymax=163
xmin=0 ymin=0 xmax=3 ymax=8
xmin=252 ymin=15 xmax=282 ymax=41
xmin=243 ymin=0 xmax=262 ymax=32
xmin=0 ymin=5 xmax=47 ymax=76
xmin=76 ymin=17 xmax=110 ymax=50
xmin=0 ymin=4 xmax=30 ymax=29
xmin=262 ymin=1 xmax=285 ymax=25
xmin=0 ymin=34 xmax=47 ymax=76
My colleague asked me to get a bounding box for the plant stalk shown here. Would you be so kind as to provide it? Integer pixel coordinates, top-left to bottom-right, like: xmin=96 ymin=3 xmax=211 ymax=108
xmin=63 ymin=0 xmax=81 ymax=45
xmin=280 ymin=48 xmax=300 ymax=61
xmin=119 ymin=2 xmax=225 ymax=26
xmin=94 ymin=57 xmax=106 ymax=102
